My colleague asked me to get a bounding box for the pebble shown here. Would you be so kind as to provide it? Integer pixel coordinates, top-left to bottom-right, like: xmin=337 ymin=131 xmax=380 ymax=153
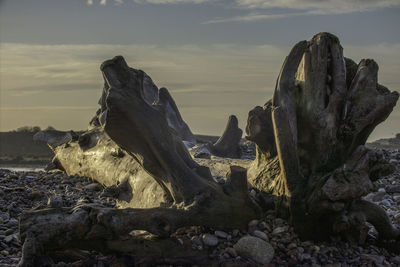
xmin=1 ymin=250 xmax=9 ymax=256
xmin=387 ymin=185 xmax=400 ymax=193
xmin=378 ymin=188 xmax=386 ymax=193
xmin=7 ymin=219 xmax=18 ymax=227
xmin=201 ymin=233 xmax=218 ymax=247
xmin=0 ymin=168 xmax=115 ymax=266
xmin=84 ymin=183 xmax=103 ymax=191
xmin=4 ymin=235 xmax=14 ymax=243
xmin=232 ymin=229 xmax=240 ymax=237
xmin=215 ymin=230 xmax=228 ymax=239
xmin=372 ymin=191 xmax=386 ymax=201
xmin=191 ymin=235 xmax=202 ymax=246
xmin=252 ymin=230 xmax=268 ymax=241
xmin=47 ymin=195 xmax=63 ymax=208
xmin=224 ymin=247 xmax=237 ymax=258
xmin=233 ymin=236 xmax=274 ymax=264
xmin=28 ymin=189 xmax=43 ymax=200
xmin=381 ymin=199 xmax=391 ymax=207
xmin=1 ymin=145 xmax=400 ymax=266
xmin=248 ymin=219 xmax=259 ymax=227
xmin=272 ymin=226 xmax=288 ymax=235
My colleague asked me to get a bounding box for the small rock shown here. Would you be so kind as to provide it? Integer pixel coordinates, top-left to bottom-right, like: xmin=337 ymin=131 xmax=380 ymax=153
xmin=29 ymin=189 xmax=43 ymax=200
xmin=301 ymin=253 xmax=312 ymax=261
xmin=372 ymin=191 xmax=386 ymax=202
xmin=288 ymin=242 xmax=297 ymax=249
xmin=311 ymin=245 xmax=320 ymax=253
xmin=378 ymin=188 xmax=386 ymax=193
xmin=391 ymin=256 xmax=400 ymax=264
xmin=232 ymin=229 xmax=240 ymax=237
xmin=361 ymin=254 xmax=384 ymax=265
xmin=387 ymin=185 xmax=400 ymax=193
xmin=0 ymin=212 xmax=10 ymax=222
xmin=258 ymin=221 xmax=269 ymax=230
xmin=191 ymin=235 xmax=202 ymax=246
xmin=252 ymin=230 xmax=268 ymax=241
xmin=84 ymin=183 xmax=102 ymax=191
xmin=201 ymin=233 xmax=219 ymax=246
xmin=394 ymin=213 xmax=400 ymax=223
xmin=274 ymin=218 xmax=285 ymax=225
xmin=248 ymin=219 xmax=259 ymax=227
xmin=1 ymin=249 xmax=9 ymax=256
xmin=215 ymin=230 xmax=228 ymax=239
xmin=233 ymin=236 xmax=274 ymax=264
xmin=4 ymin=235 xmax=14 ymax=243
xmin=381 ymin=199 xmax=391 ymax=207
xmin=7 ymin=219 xmax=18 ymax=227
xmin=272 ymin=226 xmax=288 ymax=235
xmin=48 ymin=196 xmax=63 ymax=208
xmin=297 ymin=246 xmax=305 ymax=254
xmin=225 ymin=247 xmax=237 ymax=258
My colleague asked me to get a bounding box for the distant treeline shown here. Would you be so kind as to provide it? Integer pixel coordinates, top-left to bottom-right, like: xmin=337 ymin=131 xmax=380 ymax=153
xmin=11 ymin=125 xmax=55 ymax=133
xmin=0 ymin=126 xmax=221 ymax=162
xmin=0 ymin=126 xmax=54 ymax=158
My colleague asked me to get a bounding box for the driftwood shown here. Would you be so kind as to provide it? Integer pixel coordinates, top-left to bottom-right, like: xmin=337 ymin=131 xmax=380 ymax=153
xmin=89 ymin=65 xmax=196 ymax=144
xmin=210 ymin=115 xmax=243 ymax=158
xmin=246 ymin=32 xmax=399 ymax=242
xmin=18 ymin=56 xmax=260 ymax=266
xmin=18 ymin=33 xmax=400 ymax=266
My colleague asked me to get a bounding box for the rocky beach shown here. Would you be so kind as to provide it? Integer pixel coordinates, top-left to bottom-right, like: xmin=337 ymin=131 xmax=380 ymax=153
xmin=1 ymin=145 xmax=400 ymax=266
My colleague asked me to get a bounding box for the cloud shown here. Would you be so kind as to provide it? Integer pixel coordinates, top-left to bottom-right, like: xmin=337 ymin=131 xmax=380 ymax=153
xmin=203 ymin=11 xmax=304 ymax=24
xmin=1 ymin=42 xmax=399 ymax=136
xmin=204 ymin=0 xmax=400 ymax=24
xmin=87 ymin=0 xmax=124 ymax=6
xmin=0 ymin=106 xmax=97 ymax=111
xmin=235 ymin=0 xmax=400 ymax=12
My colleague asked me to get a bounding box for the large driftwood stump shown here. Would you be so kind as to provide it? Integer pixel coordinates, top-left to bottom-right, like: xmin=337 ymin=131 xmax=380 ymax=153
xmin=18 ymin=56 xmax=260 ymax=267
xmin=246 ymin=32 xmax=399 ymax=242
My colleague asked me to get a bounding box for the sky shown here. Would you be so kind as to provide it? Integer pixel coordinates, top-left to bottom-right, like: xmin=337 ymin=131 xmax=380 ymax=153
xmin=0 ymin=0 xmax=399 ymax=140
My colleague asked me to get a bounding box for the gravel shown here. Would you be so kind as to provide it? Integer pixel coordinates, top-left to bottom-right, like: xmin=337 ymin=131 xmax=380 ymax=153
xmin=0 ymin=147 xmax=399 ymax=266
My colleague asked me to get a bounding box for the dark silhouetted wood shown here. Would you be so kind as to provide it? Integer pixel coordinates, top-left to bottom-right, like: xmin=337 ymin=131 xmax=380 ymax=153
xmin=246 ymin=32 xmax=399 ymax=242
xmin=18 ymin=56 xmax=260 ymax=267
xmin=210 ymin=115 xmax=243 ymax=158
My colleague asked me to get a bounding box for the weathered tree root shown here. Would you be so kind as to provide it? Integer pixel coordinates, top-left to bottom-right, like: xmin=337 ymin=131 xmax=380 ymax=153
xmin=18 ymin=55 xmax=260 ymax=266
xmin=246 ymin=32 xmax=399 ymax=242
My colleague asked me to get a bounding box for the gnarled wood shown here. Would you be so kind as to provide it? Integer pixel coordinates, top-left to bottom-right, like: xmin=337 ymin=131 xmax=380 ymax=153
xmin=18 ymin=56 xmax=260 ymax=266
xmin=247 ymin=32 xmax=399 ymax=242
xmin=18 ymin=33 xmax=400 ymax=266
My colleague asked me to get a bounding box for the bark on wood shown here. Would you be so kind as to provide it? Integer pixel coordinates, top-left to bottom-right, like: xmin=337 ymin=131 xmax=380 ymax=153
xmin=246 ymin=32 xmax=399 ymax=242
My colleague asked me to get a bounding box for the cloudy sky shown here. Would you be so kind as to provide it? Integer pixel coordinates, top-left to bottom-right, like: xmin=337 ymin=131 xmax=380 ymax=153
xmin=0 ymin=0 xmax=399 ymax=140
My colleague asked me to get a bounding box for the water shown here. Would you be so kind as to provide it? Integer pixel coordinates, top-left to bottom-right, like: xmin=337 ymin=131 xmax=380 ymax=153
xmin=0 ymin=166 xmax=45 ymax=172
